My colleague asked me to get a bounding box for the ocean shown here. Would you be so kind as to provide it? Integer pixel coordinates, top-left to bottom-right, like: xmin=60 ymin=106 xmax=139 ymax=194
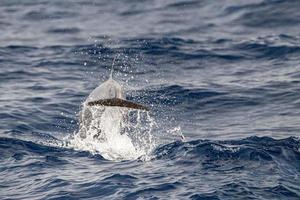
xmin=0 ymin=0 xmax=300 ymax=199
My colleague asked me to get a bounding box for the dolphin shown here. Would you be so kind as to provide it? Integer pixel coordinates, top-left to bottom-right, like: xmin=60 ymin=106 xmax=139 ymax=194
xmin=78 ymin=59 xmax=148 ymax=140
xmin=86 ymin=56 xmax=148 ymax=111
xmin=86 ymin=76 xmax=149 ymax=111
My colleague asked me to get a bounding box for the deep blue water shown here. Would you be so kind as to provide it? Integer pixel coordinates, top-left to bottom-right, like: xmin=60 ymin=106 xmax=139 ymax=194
xmin=1 ymin=0 xmax=300 ymax=199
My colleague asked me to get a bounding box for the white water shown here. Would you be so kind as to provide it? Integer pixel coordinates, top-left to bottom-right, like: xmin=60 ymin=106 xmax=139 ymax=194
xmin=67 ymin=105 xmax=157 ymax=161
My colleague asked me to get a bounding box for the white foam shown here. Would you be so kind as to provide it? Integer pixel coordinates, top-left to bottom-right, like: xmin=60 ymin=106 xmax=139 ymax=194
xmin=65 ymin=105 xmax=156 ymax=161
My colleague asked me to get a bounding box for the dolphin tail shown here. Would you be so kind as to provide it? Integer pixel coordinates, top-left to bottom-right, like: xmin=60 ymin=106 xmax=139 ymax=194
xmin=87 ymin=98 xmax=149 ymax=111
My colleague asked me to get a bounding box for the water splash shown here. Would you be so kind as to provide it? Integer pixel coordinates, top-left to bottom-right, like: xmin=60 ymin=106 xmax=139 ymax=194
xmin=66 ymin=104 xmax=157 ymax=161
xmin=167 ymin=126 xmax=185 ymax=142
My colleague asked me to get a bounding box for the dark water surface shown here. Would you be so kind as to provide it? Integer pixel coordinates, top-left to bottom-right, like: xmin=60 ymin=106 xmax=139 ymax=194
xmin=1 ymin=0 xmax=300 ymax=199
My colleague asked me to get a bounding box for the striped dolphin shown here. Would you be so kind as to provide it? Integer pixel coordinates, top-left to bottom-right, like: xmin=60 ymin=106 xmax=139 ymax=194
xmin=78 ymin=58 xmax=148 ymax=140
xmin=86 ymin=70 xmax=148 ymax=111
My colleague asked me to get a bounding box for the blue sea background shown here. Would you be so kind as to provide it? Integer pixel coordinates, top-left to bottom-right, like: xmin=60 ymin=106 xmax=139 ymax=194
xmin=1 ymin=0 xmax=300 ymax=199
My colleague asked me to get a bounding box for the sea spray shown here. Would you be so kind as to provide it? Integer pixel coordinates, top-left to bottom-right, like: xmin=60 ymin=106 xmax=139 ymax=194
xmin=66 ymin=105 xmax=157 ymax=161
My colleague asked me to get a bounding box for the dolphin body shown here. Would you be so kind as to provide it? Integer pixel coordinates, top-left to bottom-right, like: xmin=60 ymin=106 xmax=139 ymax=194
xmin=86 ymin=77 xmax=148 ymax=111
xmin=78 ymin=73 xmax=148 ymax=141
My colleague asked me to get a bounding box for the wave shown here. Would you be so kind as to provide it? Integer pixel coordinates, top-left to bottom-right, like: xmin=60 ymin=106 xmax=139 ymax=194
xmin=227 ymin=1 xmax=300 ymax=28
xmin=235 ymin=42 xmax=300 ymax=59
xmin=0 ymin=136 xmax=104 ymax=162
xmin=1 ymin=135 xmax=299 ymax=199
xmin=2 ymin=135 xmax=299 ymax=164
xmin=154 ymin=136 xmax=300 ymax=166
